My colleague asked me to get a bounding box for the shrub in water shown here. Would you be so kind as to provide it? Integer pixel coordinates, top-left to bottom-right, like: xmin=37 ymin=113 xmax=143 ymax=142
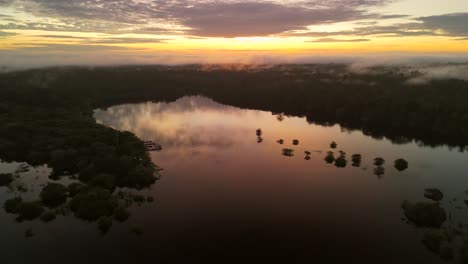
xmin=424 ymin=188 xmax=444 ymax=202
xmin=0 ymin=173 xmax=14 ymax=186
xmin=70 ymin=187 xmax=117 ymax=221
xmin=67 ymin=182 xmax=85 ymax=197
xmin=374 ymin=157 xmax=385 ymax=166
xmin=324 ymin=151 xmax=335 ymax=164
xmin=394 ymin=159 xmax=409 ymax=171
xmin=401 ymin=201 xmax=446 ymax=228
xmin=4 ymin=197 xmax=22 ymax=214
xmin=17 ymin=202 xmax=44 ymax=221
xmin=40 ymin=183 xmax=68 ymax=208
xmin=351 ymin=154 xmax=362 ymax=167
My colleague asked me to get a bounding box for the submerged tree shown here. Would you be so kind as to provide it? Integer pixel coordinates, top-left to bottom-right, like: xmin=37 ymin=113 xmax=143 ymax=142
xmin=334 ymin=151 xmax=347 ymax=168
xmin=256 ymin=129 xmax=262 ymax=137
xmin=424 ymin=188 xmax=444 ymax=202
xmin=324 ymin=151 xmax=335 ymax=164
xmin=282 ymin=148 xmax=294 ymax=157
xmin=40 ymin=183 xmax=68 ymax=208
xmin=351 ymin=154 xmax=362 ymax=167
xmin=374 ymin=157 xmax=385 ymax=166
xmin=394 ymin=159 xmax=409 ymax=171
xmin=0 ymin=173 xmax=13 ymax=187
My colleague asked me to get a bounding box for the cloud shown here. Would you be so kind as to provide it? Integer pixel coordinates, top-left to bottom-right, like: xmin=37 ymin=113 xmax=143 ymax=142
xmin=416 ymin=13 xmax=468 ymax=36
xmin=169 ymin=1 xmax=378 ymax=37
xmin=0 ymin=30 xmax=15 ymax=37
xmin=290 ymin=12 xmax=468 ymax=38
xmin=405 ymin=64 xmax=468 ymax=85
xmin=0 ymin=0 xmax=394 ymax=37
xmin=307 ymin=38 xmax=370 ymax=42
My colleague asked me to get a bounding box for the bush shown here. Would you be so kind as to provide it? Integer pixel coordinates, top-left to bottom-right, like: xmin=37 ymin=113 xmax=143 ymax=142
xmin=324 ymin=151 xmax=335 ymax=164
xmin=67 ymin=182 xmax=85 ymax=197
xmin=69 ymin=187 xmax=117 ymax=221
xmin=330 ymin=142 xmax=337 ymax=149
xmin=17 ymin=202 xmax=44 ymax=221
xmin=282 ymin=148 xmax=294 ymax=157
xmin=0 ymin=173 xmax=13 ymax=186
xmin=424 ymin=188 xmax=444 ymax=202
xmin=4 ymin=197 xmax=22 ymax=213
xmin=351 ymin=154 xmax=362 ymax=167
xmin=374 ymin=157 xmax=385 ymax=166
xmin=334 ymin=155 xmax=347 ymax=168
xmin=394 ymin=159 xmax=409 ymax=171
xmin=89 ymin=173 xmax=116 ymax=191
xmin=401 ymin=201 xmax=446 ymax=228
xmin=40 ymin=183 xmax=68 ymax=208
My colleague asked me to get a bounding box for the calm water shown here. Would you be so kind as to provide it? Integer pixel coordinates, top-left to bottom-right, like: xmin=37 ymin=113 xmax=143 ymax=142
xmin=2 ymin=95 xmax=468 ymax=263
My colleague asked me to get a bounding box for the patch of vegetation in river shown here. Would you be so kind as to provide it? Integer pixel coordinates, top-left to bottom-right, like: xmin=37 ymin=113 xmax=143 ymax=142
xmin=0 ymin=82 xmax=159 ymax=235
xmin=402 ymin=188 xmax=468 ymax=263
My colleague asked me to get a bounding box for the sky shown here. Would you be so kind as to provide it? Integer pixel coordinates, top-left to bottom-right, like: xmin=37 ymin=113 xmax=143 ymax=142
xmin=0 ymin=0 xmax=467 ymax=66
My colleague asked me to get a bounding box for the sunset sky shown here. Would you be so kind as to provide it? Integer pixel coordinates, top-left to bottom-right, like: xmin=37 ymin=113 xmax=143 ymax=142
xmin=0 ymin=0 xmax=467 ymax=66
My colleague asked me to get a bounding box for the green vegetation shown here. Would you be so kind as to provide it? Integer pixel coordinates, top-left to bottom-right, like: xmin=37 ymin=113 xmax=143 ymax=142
xmin=330 ymin=142 xmax=337 ymax=149
xmin=256 ymin=129 xmax=262 ymax=136
xmin=401 ymin=201 xmax=446 ymax=228
xmin=334 ymin=151 xmax=347 ymax=168
xmin=394 ymin=159 xmax=409 ymax=171
xmin=1 ymin=64 xmax=468 ymax=150
xmin=292 ymin=139 xmax=299 ymax=145
xmin=16 ymin=201 xmax=44 ymax=221
xmin=69 ymin=187 xmax=117 ymax=221
xmin=276 ymin=139 xmax=284 ymax=144
xmin=4 ymin=197 xmax=23 ymax=213
xmin=374 ymin=158 xmax=385 ymax=166
xmin=351 ymin=154 xmax=362 ymax=167
xmin=424 ymin=188 xmax=444 ymax=202
xmin=67 ymin=182 xmax=85 ymax=197
xmin=324 ymin=151 xmax=335 ymax=164
xmin=0 ymin=173 xmax=14 ymax=186
xmin=282 ymin=148 xmax=294 ymax=157
xmin=40 ymin=183 xmax=68 ymax=208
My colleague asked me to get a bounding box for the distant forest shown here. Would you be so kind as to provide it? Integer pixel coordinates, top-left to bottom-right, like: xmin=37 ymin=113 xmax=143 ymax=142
xmin=2 ymin=64 xmax=468 ymax=150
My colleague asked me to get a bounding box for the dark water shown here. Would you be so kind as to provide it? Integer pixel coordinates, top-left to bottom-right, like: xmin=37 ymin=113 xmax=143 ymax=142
xmin=2 ymin=95 xmax=468 ymax=263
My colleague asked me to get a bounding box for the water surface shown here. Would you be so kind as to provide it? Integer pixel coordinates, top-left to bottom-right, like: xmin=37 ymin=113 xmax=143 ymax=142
xmin=2 ymin=95 xmax=468 ymax=263
xmin=98 ymin=96 xmax=468 ymax=262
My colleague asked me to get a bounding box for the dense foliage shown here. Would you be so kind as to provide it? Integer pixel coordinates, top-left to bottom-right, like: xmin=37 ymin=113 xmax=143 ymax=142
xmin=2 ymin=64 xmax=467 ymax=148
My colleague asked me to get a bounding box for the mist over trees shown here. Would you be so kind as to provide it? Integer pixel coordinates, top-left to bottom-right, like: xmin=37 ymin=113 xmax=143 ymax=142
xmin=2 ymin=64 xmax=467 ymax=149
